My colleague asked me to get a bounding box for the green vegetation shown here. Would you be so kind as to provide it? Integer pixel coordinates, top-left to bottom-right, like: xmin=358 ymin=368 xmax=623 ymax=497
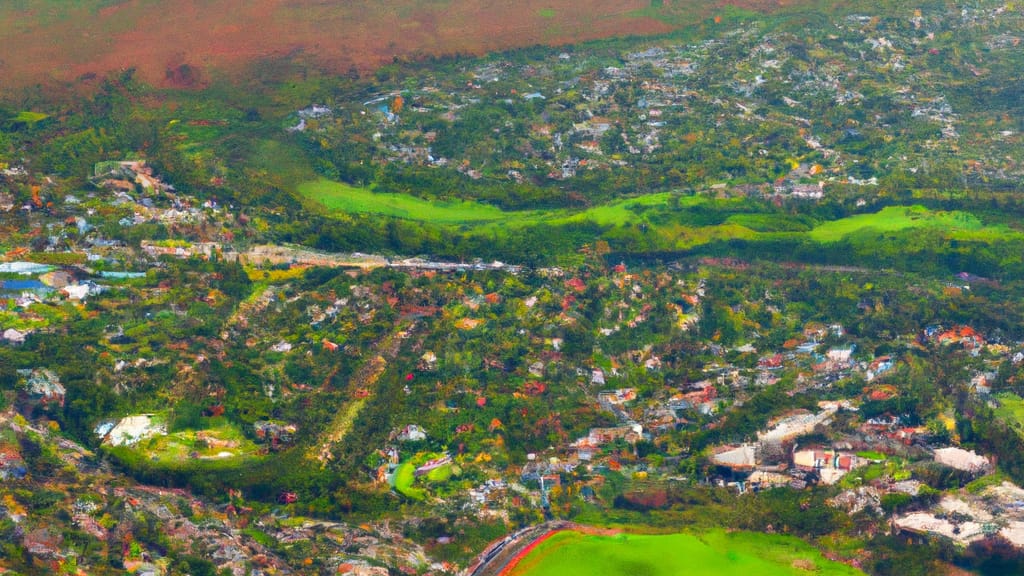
xmin=116 ymin=417 xmax=262 ymax=468
xmin=425 ymin=463 xmax=453 ymax=482
xmin=13 ymin=111 xmax=48 ymax=124
xmin=965 ymin=472 xmax=1014 ymax=494
xmin=299 ymin=179 xmax=512 ymax=224
xmin=393 ymin=461 xmax=427 ymax=501
xmin=301 ymin=179 xmax=704 ymax=228
xmin=994 ymin=393 xmax=1024 ymax=434
xmin=508 ymin=530 xmax=864 ymax=576
xmin=391 ymin=453 xmax=453 ymax=500
xmin=839 ymin=459 xmax=911 ymax=489
xmin=808 ymin=206 xmax=984 ymax=243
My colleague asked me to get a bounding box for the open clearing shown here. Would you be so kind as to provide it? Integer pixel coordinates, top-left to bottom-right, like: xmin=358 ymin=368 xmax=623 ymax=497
xmin=301 ymin=183 xmax=1024 ymax=254
xmin=808 ymin=206 xmax=983 ymax=242
xmin=505 ymin=529 xmax=863 ymax=576
xmin=299 ymin=179 xmax=700 ymax=227
xmin=995 ymin=393 xmax=1024 ymax=435
xmin=393 ymin=461 xmax=427 ymax=501
xmin=299 ymin=179 xmax=511 ymax=224
xmin=108 ymin=416 xmax=262 ymax=468
xmin=391 ymin=453 xmax=453 ymax=501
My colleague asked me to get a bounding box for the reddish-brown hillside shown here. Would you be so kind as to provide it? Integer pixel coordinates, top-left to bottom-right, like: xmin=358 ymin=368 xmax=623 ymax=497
xmin=0 ymin=0 xmax=793 ymax=93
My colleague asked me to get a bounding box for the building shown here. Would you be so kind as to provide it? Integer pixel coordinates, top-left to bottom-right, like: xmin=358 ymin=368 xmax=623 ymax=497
xmin=17 ymin=368 xmax=65 ymax=416
xmin=710 ymin=444 xmax=758 ymax=471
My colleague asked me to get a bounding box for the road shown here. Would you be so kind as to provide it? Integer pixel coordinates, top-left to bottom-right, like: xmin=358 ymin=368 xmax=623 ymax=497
xmin=236 ymin=244 xmax=523 ymax=273
xmin=463 ymin=522 xmax=570 ymax=576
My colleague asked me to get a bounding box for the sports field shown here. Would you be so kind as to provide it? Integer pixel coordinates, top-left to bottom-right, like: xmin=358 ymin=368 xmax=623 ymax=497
xmin=505 ymin=529 xmax=863 ymax=576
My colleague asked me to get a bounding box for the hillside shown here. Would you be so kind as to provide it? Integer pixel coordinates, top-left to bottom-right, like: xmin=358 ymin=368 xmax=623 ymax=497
xmin=0 ymin=0 xmax=723 ymax=93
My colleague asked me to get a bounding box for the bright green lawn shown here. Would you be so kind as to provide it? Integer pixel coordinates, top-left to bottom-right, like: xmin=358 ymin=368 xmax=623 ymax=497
xmin=558 ymin=192 xmax=702 ymax=226
xmin=393 ymin=461 xmax=427 ymax=500
xmin=300 ymin=179 xmax=701 ymax=227
xmin=508 ymin=530 xmax=863 ymax=576
xmin=301 ymin=180 xmax=1022 ymax=253
xmin=425 ymin=463 xmax=453 ymax=482
xmin=392 ymin=453 xmax=453 ymax=499
xmin=808 ymin=205 xmax=982 ymax=242
xmin=994 ymin=393 xmax=1024 ymax=433
xmin=299 ymin=179 xmax=511 ymax=224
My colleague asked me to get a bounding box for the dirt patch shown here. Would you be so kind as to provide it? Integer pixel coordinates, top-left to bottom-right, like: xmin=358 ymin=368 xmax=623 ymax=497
xmin=572 ymin=525 xmax=623 ymax=536
xmin=791 ymin=558 xmax=816 ymax=571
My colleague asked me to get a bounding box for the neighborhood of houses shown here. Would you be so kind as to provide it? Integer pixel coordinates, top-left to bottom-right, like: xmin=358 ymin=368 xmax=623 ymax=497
xmin=288 ymin=2 xmax=1024 ymax=210
xmin=8 ymin=151 xmax=1024 ymax=569
xmin=3 ymin=4 xmax=1024 ymax=571
xmin=8 ymin=177 xmax=1024 ymax=559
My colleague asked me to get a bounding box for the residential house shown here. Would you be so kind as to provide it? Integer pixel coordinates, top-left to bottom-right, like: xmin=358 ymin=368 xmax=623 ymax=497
xmin=17 ymin=368 xmax=65 ymax=416
xmin=710 ymin=444 xmax=758 ymax=471
xmin=394 ymin=424 xmax=427 ymax=442
xmin=793 ymin=448 xmax=862 ymax=484
xmin=572 ymin=425 xmax=643 ymax=454
xmin=418 ymin=351 xmax=438 ymax=371
xmin=254 ymin=421 xmax=297 ymax=447
xmin=0 ymin=448 xmax=27 ymax=480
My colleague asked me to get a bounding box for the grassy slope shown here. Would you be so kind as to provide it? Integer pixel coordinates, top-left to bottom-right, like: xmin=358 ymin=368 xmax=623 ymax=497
xmin=302 ymin=179 xmax=1020 ymax=252
xmin=808 ymin=206 xmax=984 ymax=242
xmin=0 ymin=0 xmax=686 ymax=92
xmin=506 ymin=530 xmax=864 ymax=576
xmin=299 ymin=179 xmax=511 ymax=224
xmin=393 ymin=461 xmax=427 ymax=500
xmin=298 ymin=179 xmax=702 ymax=227
xmin=994 ymin=393 xmax=1024 ymax=434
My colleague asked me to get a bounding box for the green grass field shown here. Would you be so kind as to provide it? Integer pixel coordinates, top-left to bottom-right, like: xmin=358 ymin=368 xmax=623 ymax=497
xmin=134 ymin=418 xmax=261 ymax=466
xmin=393 ymin=461 xmax=428 ymax=500
xmin=299 ymin=179 xmax=513 ymax=224
xmin=300 ymin=178 xmax=704 ymax=227
xmin=392 ymin=452 xmax=456 ymax=500
xmin=301 ymin=180 xmax=1024 ymax=256
xmin=994 ymin=393 xmax=1024 ymax=434
xmin=508 ymin=530 xmax=864 ymax=576
xmin=808 ymin=206 xmax=982 ymax=242
xmin=425 ymin=463 xmax=453 ymax=482
xmin=13 ymin=111 xmax=49 ymax=124
xmin=304 ymin=180 xmax=995 ymax=243
xmin=560 ymin=192 xmax=702 ymax=226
